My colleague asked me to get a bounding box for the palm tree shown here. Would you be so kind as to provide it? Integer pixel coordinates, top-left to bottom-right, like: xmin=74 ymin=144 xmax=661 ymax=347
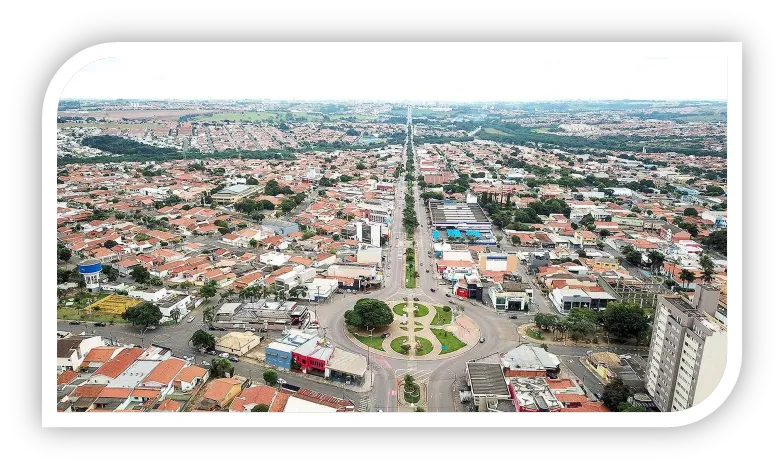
xmin=240 ymin=285 xmax=261 ymax=303
xmin=699 ymin=255 xmax=715 ymax=283
xmin=679 ymin=270 xmax=696 ymax=289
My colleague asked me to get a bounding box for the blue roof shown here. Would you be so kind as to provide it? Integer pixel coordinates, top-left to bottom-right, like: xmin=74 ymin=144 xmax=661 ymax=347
xmin=466 ymin=230 xmax=481 ymax=237
xmin=447 ymin=229 xmax=462 ymax=238
xmin=432 ymin=230 xmax=440 ymax=240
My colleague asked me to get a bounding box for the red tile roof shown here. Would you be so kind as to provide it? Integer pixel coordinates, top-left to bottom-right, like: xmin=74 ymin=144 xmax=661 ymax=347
xmin=229 ymin=385 xmax=278 ymax=412
xmin=93 ymin=347 xmax=144 ymax=379
xmin=57 ymin=370 xmax=79 ymax=385
xmin=143 ymin=358 xmax=187 ymax=386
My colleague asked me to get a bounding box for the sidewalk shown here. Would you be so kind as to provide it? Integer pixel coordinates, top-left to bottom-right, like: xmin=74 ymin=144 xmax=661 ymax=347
xmin=240 ymin=355 xmax=373 ymax=393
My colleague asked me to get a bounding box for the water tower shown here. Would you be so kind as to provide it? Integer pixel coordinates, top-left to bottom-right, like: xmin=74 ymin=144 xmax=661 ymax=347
xmin=78 ymin=258 xmax=102 ymax=292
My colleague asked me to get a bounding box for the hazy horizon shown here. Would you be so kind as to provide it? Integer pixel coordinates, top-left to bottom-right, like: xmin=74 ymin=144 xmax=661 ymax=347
xmin=60 ymin=44 xmax=728 ymax=102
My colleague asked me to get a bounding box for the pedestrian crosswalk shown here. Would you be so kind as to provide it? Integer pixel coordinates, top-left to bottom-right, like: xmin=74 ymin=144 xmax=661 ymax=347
xmin=355 ymin=394 xmax=370 ymax=412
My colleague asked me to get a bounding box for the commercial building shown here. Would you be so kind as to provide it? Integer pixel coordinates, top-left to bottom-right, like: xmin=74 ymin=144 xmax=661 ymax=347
xmin=211 ymin=184 xmax=262 ymax=204
xmin=645 ymin=295 xmax=728 ymax=412
xmin=465 ymin=362 xmax=514 ymax=412
xmin=215 ymin=332 xmax=261 ymax=356
xmin=428 ymin=200 xmax=492 ymax=231
xmin=261 ymin=219 xmax=300 ymax=236
xmin=500 ymin=344 xmax=560 ymax=377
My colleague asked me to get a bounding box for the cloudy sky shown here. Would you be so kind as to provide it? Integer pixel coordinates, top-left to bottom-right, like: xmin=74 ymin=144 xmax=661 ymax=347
xmin=60 ymin=43 xmax=728 ymax=102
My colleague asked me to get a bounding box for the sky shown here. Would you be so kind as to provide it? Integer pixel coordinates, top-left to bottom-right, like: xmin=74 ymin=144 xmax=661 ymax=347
xmin=60 ymin=43 xmax=728 ymax=102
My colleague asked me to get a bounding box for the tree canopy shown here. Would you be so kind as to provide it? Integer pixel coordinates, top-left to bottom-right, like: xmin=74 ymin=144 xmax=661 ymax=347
xmin=344 ymin=298 xmax=394 ymax=330
xmin=263 ymin=370 xmax=278 ymax=386
xmin=190 ymin=330 xmax=216 ymax=350
xmin=210 ymin=358 xmax=234 ymax=378
xmin=199 ymin=280 xmax=218 ymax=299
xmin=122 ymin=301 xmax=163 ymax=329
xmin=602 ymin=302 xmax=650 ymax=342
xmin=602 ymin=378 xmax=632 ymax=411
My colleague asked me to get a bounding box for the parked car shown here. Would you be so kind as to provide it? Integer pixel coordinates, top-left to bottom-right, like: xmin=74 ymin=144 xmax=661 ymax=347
xmin=425 ymin=269 xmax=429 ymax=273
xmin=186 ymin=316 xmax=195 ymax=323
xmin=430 ymin=288 xmax=436 ymax=292
xmin=276 ymin=378 xmax=286 ymax=385
xmin=244 ymin=327 xmax=255 ymax=332
xmin=207 ymin=350 xmax=217 ymax=356
xmin=228 ymin=355 xmax=240 ymax=362
xmin=218 ymin=352 xmax=229 ymax=359
xmin=413 ymin=297 xmax=419 ymax=301
xmin=94 ymin=322 xmax=106 ymax=327
xmin=381 ymin=332 xmax=391 ymax=339
xmin=202 ymin=360 xmax=211 ymax=367
xmin=217 ymin=327 xmax=227 ymax=331
xmin=448 ymin=300 xmax=456 ymax=305
xmin=69 ymin=321 xmax=80 ymax=325
xmin=479 ymin=337 xmax=485 ymax=343
xmin=208 ymin=325 xmax=217 ymax=331
xmin=509 ymin=315 xmax=518 ymax=320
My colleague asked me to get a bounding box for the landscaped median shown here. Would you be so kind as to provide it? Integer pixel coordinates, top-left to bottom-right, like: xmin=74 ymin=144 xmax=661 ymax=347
xmin=405 ymin=247 xmax=417 ymax=288
xmin=430 ymin=305 xmax=453 ymax=326
xmin=415 ymin=336 xmax=433 ymax=356
xmin=390 ymin=336 xmax=408 ymax=354
xmin=431 ymin=328 xmax=467 ymax=354
xmin=353 ymin=332 xmax=385 ymax=351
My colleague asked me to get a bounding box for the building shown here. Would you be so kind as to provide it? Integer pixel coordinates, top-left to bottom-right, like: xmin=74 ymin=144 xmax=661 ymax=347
xmin=465 ymin=362 xmax=514 ymax=411
xmin=261 ymin=219 xmax=300 ymax=236
xmin=356 ymin=244 xmax=383 ymax=265
xmin=154 ymin=292 xmax=191 ymax=322
xmin=215 ymin=332 xmax=262 ymax=356
xmin=478 ymin=252 xmax=519 ymax=273
xmin=488 ymin=279 xmax=530 ymax=312
xmin=549 ymin=287 xmax=616 ymax=314
xmin=428 ymin=200 xmax=492 ymax=231
xmin=57 ymin=335 xmax=104 ymax=372
xmin=500 ymin=344 xmax=560 ymax=377
xmin=646 ymin=295 xmax=728 ymax=412
xmin=265 ymin=330 xmax=318 ymax=370
xmin=212 ymin=184 xmax=262 ymax=204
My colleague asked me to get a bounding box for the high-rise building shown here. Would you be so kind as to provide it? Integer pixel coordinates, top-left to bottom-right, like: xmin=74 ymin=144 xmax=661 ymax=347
xmin=645 ymin=295 xmax=728 ymax=412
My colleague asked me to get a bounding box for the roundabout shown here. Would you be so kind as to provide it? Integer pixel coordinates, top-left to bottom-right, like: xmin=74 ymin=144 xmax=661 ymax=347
xmin=346 ymin=300 xmax=481 ymax=360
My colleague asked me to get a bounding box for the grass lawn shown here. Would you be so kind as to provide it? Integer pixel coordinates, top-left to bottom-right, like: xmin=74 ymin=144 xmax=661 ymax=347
xmin=483 ymin=127 xmax=512 ymax=136
xmin=430 ymin=306 xmax=453 ymax=326
xmin=390 ymin=336 xmax=409 ymax=355
xmin=413 ymin=303 xmax=428 ymax=317
xmin=353 ymin=333 xmax=385 ymax=351
xmin=415 ymin=336 xmax=433 ymax=356
xmin=431 ymin=329 xmax=467 ymax=354
xmin=393 ymin=302 xmax=408 ymax=316
xmin=403 ymin=383 xmax=421 ymax=403
xmin=525 ymin=327 xmax=544 ymax=340
xmin=405 ymin=261 xmax=417 ymax=288
xmin=415 ymin=327 xmax=423 ymax=332
xmin=57 ymin=307 xmax=127 ymax=324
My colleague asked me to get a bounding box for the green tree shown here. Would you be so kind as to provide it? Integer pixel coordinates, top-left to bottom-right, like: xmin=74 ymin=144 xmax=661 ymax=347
xmin=249 ymin=238 xmax=258 ymax=249
xmin=251 ymin=403 xmax=269 ymax=412
xmin=683 ymin=207 xmax=698 ymax=217
xmin=288 ymin=285 xmax=309 ymax=301
xmin=332 ymin=233 xmax=341 ymax=241
xmin=103 ymin=265 xmax=119 ymax=282
xmin=200 ymin=280 xmax=219 ymax=300
xmin=534 ymin=313 xmax=558 ymax=331
xmin=344 ymin=309 xmax=363 ymax=327
xmin=699 ymin=255 xmax=715 ymax=283
xmin=130 ymin=264 xmax=151 ymax=284
xmin=122 ymin=301 xmax=163 ymax=329
xmin=510 ymin=235 xmax=521 ymax=245
xmin=679 ymin=269 xmax=696 ymax=288
xmin=621 ymin=245 xmax=643 ymax=266
xmin=599 ymin=229 xmax=611 ymax=238
xmin=602 ymin=378 xmax=632 ymax=412
xmin=58 ymin=247 xmax=72 ymax=262
xmin=263 ymin=369 xmax=279 ymax=386
xmin=618 ymin=402 xmax=646 ymax=412
xmin=210 ymin=358 xmax=234 ymax=378
xmin=647 ymin=250 xmax=665 ymax=274
xmin=414 ymin=406 xmax=426 ymax=412
xmin=190 ymin=330 xmax=216 ymax=350
xmin=103 ymin=240 xmax=118 ymax=249
xmin=702 ymin=230 xmax=727 ymax=255
xmin=348 ymin=298 xmax=394 ymax=330
xmin=602 ymin=302 xmax=650 ymax=343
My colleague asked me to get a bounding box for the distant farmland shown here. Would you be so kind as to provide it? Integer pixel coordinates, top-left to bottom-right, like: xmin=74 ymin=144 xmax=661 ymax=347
xmin=57 ymin=109 xmax=222 ymax=121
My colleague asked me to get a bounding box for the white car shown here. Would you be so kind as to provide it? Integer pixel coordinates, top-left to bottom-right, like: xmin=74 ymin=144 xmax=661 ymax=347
xmin=277 ymin=378 xmax=287 ymax=385
xmin=187 ymin=316 xmax=195 ymax=323
xmin=218 ymin=352 xmax=229 ymax=359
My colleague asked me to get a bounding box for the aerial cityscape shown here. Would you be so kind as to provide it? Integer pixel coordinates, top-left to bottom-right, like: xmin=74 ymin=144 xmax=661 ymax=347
xmin=55 ymin=95 xmax=729 ymax=414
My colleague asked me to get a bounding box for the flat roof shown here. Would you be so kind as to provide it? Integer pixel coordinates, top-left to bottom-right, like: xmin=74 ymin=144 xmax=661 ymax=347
xmin=466 ymin=362 xmax=511 ymax=397
xmin=429 ymin=201 xmax=491 ymax=226
xmin=283 ymin=396 xmax=338 ymax=413
xmin=327 ymin=348 xmax=367 ymax=377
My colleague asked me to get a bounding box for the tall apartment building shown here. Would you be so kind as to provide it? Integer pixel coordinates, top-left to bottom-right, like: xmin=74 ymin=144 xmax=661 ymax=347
xmin=646 ymin=294 xmax=727 ymax=412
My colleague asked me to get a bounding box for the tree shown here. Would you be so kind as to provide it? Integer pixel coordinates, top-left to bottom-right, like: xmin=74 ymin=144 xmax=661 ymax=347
xmin=683 ymin=207 xmax=698 ymax=217
xmin=700 ymin=255 xmax=715 ymax=283
xmin=602 ymin=302 xmax=650 ymax=343
xmin=122 ymin=301 xmax=163 ymax=329
xmin=510 ymin=235 xmax=521 ymax=245
xmin=263 ymin=370 xmax=279 ymax=386
xmin=288 ymin=285 xmax=309 ymax=301
xmin=249 ymin=238 xmax=258 ymax=250
xmin=200 ymin=280 xmax=219 ymax=300
xmin=130 ymin=264 xmax=151 ymax=284
xmin=647 ymin=250 xmax=665 ymax=275
xmin=415 ymin=406 xmax=426 ymax=412
xmin=103 ymin=240 xmax=118 ymax=249
xmin=621 ymin=245 xmax=643 ymax=266
xmin=618 ymin=402 xmax=646 ymax=412
xmin=240 ymin=285 xmax=262 ymax=303
xmin=602 ymin=378 xmax=632 ymax=411
xmin=58 ymin=247 xmax=72 ymax=262
xmin=210 ymin=358 xmax=234 ymax=378
xmin=190 ymin=330 xmax=216 ymax=350
xmin=344 ymin=309 xmax=363 ymax=327
xmin=103 ymin=265 xmax=119 ymax=282
xmin=534 ymin=313 xmax=558 ymax=331
xmin=251 ymin=403 xmax=269 ymax=412
xmin=345 ymin=298 xmax=394 ymax=330
xmin=702 ymin=230 xmax=727 ymax=255
xmin=679 ymin=269 xmax=696 ymax=288
xmin=332 ymin=233 xmax=341 ymax=241
xmin=599 ymin=229 xmax=611 ymax=238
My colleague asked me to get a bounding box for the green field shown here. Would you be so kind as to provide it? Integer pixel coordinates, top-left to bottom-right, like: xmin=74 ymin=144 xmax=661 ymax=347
xmin=430 ymin=306 xmax=453 ymax=326
xmin=483 ymin=127 xmax=513 ymax=136
xmin=194 ymin=111 xmax=323 ymax=123
xmin=413 ymin=303 xmax=429 ymax=317
xmin=431 ymin=329 xmax=467 ymax=354
xmin=393 ymin=302 xmax=407 ymax=316
xmin=415 ymin=336 xmax=433 ymax=356
xmin=57 ymin=307 xmax=127 ymax=324
xmin=390 ymin=336 xmax=409 ymax=355
xmin=353 ymin=333 xmax=385 ymax=351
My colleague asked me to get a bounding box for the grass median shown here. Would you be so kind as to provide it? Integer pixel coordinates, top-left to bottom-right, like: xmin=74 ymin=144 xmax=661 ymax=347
xmin=431 ymin=328 xmax=467 ymax=354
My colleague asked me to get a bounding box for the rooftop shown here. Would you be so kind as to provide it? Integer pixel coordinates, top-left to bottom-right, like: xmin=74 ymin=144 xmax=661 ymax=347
xmin=466 ymin=362 xmax=511 ymax=398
